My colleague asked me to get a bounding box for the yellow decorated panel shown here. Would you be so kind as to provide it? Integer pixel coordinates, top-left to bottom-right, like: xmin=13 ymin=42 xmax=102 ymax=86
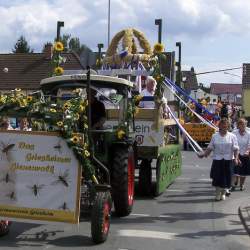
xmin=243 ymin=89 xmax=250 ymax=117
xmin=183 ymin=123 xmax=216 ymax=142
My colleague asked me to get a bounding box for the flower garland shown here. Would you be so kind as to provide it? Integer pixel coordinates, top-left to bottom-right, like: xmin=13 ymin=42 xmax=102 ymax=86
xmin=51 ymin=41 xmax=65 ymax=76
xmin=150 ymin=43 xmax=166 ymax=106
xmin=0 ymin=89 xmax=95 ymax=181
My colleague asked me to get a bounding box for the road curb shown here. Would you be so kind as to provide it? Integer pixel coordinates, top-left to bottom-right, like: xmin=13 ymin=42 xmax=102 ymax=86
xmin=238 ymin=206 xmax=250 ymax=236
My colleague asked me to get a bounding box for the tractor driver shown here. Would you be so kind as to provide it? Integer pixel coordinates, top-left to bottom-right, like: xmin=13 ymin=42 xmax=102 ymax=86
xmin=139 ymin=76 xmax=169 ymax=119
xmin=90 ymin=89 xmax=106 ymax=129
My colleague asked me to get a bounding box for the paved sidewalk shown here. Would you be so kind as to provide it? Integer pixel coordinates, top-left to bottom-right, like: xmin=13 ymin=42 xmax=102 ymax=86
xmin=239 ymin=197 xmax=250 ymax=236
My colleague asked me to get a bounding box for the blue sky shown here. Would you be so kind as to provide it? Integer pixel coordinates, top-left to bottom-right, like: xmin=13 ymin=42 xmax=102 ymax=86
xmin=0 ymin=0 xmax=249 ymax=85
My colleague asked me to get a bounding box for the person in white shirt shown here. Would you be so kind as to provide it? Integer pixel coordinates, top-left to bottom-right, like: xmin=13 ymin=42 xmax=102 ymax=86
xmin=16 ymin=118 xmax=32 ymax=131
xmin=139 ymin=76 xmax=168 ymax=118
xmin=198 ymin=118 xmax=239 ymax=201
xmin=0 ymin=117 xmax=14 ymax=130
xmin=232 ymin=118 xmax=250 ymax=191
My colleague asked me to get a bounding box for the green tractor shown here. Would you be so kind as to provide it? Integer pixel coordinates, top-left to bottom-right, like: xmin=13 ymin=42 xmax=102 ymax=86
xmin=40 ymin=70 xmax=136 ymax=219
xmin=0 ymin=69 xmax=135 ymax=243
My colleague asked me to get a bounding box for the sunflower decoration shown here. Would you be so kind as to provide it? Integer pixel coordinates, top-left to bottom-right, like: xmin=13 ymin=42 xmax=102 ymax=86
xmin=53 ymin=41 xmax=64 ymax=52
xmin=70 ymin=135 xmax=80 ymax=144
xmin=153 ymin=43 xmax=164 ymax=54
xmin=134 ymin=95 xmax=143 ymax=106
xmin=57 ymin=121 xmax=64 ymax=127
xmin=84 ymin=150 xmax=90 ymax=157
xmin=117 ymin=128 xmax=126 ymax=140
xmin=18 ymin=98 xmax=28 ymax=108
xmin=27 ymin=96 xmax=33 ymax=102
xmin=49 ymin=108 xmax=57 ymax=113
xmin=54 ymin=66 xmax=64 ymax=76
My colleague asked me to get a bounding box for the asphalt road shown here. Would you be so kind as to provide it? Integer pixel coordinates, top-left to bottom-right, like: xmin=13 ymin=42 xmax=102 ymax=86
xmin=1 ymin=151 xmax=250 ymax=250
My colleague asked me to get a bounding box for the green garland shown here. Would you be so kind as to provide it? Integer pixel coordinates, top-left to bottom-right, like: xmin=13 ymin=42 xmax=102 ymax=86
xmin=0 ymin=89 xmax=95 ymax=180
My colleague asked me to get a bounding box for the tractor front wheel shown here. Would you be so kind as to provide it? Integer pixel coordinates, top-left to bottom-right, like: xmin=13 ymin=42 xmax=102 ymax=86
xmin=112 ymin=146 xmax=135 ymax=217
xmin=91 ymin=192 xmax=111 ymax=243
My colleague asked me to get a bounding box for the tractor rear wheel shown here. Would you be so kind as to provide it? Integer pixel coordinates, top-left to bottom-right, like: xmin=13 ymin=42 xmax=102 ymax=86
xmin=91 ymin=192 xmax=111 ymax=243
xmin=138 ymin=159 xmax=152 ymax=195
xmin=112 ymin=146 xmax=135 ymax=217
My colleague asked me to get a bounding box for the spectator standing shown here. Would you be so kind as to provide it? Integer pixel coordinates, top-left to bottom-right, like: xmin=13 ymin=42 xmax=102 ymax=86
xmin=220 ymin=102 xmax=228 ymax=118
xmin=16 ymin=118 xmax=31 ymax=131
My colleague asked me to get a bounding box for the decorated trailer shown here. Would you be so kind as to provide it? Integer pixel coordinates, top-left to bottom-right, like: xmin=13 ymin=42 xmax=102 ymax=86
xmin=101 ymin=28 xmax=182 ymax=196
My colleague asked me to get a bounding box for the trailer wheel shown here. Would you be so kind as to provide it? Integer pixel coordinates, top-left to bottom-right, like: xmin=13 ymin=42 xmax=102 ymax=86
xmin=138 ymin=159 xmax=152 ymax=195
xmin=112 ymin=146 xmax=135 ymax=217
xmin=91 ymin=192 xmax=111 ymax=243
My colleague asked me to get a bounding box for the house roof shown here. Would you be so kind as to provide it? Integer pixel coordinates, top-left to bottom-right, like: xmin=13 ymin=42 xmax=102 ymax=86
xmin=0 ymin=52 xmax=83 ymax=90
xmin=210 ymin=83 xmax=242 ymax=95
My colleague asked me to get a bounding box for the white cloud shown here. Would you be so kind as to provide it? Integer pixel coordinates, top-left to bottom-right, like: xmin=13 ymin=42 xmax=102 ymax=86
xmin=1 ymin=0 xmax=250 ymax=52
xmin=0 ymin=0 xmax=249 ymax=85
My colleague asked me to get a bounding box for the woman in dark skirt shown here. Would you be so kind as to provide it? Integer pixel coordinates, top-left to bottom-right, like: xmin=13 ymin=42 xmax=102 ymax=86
xmin=198 ymin=118 xmax=239 ymax=201
xmin=232 ymin=118 xmax=250 ymax=191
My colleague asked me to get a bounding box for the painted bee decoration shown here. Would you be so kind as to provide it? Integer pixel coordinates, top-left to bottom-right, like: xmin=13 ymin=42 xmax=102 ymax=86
xmin=51 ymin=169 xmax=70 ymax=187
xmin=6 ymin=191 xmax=16 ymax=201
xmin=0 ymin=141 xmax=15 ymax=161
xmin=1 ymin=172 xmax=14 ymax=184
xmin=54 ymin=140 xmax=63 ymax=154
xmin=27 ymin=184 xmax=45 ymax=196
xmin=58 ymin=202 xmax=69 ymax=210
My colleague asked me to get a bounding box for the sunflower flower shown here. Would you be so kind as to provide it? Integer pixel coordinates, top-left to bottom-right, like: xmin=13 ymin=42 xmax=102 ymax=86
xmin=74 ymin=113 xmax=80 ymax=120
xmin=79 ymin=105 xmax=85 ymax=112
xmin=54 ymin=66 xmax=64 ymax=75
xmin=57 ymin=121 xmax=63 ymax=127
xmin=117 ymin=129 xmax=126 ymax=140
xmin=18 ymin=99 xmax=27 ymax=107
xmin=27 ymin=96 xmax=33 ymax=102
xmin=63 ymin=102 xmax=71 ymax=110
xmin=53 ymin=41 xmax=64 ymax=52
xmin=155 ymin=75 xmax=162 ymax=81
xmin=153 ymin=43 xmax=164 ymax=54
xmin=71 ymin=135 xmax=80 ymax=144
xmin=84 ymin=150 xmax=90 ymax=157
xmin=134 ymin=95 xmax=143 ymax=105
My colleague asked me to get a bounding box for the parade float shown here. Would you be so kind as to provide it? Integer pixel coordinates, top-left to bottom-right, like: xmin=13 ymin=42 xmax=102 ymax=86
xmin=0 ymin=41 xmax=137 ymax=243
xmin=98 ymin=28 xmax=182 ymax=195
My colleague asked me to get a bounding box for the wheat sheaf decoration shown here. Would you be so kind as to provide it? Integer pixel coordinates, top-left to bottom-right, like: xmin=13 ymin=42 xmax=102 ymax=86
xmin=104 ymin=28 xmax=153 ymax=65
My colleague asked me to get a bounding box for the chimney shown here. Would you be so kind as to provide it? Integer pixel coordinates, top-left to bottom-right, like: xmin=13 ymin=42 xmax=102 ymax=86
xmin=44 ymin=43 xmax=53 ymax=60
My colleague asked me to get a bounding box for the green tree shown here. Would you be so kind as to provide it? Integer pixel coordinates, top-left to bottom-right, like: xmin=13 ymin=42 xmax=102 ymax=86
xmin=42 ymin=42 xmax=53 ymax=52
xmin=12 ymin=35 xmax=33 ymax=53
xmin=56 ymin=34 xmax=92 ymax=56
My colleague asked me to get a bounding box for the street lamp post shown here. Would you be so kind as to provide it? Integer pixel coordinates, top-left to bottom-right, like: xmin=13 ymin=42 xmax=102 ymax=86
xmin=175 ymin=42 xmax=182 ymax=143
xmin=155 ymin=19 xmax=162 ymax=43
xmin=175 ymin=42 xmax=182 ymax=87
xmin=56 ymin=21 xmax=64 ymax=41
xmin=97 ymin=43 xmax=104 ymax=69
xmin=108 ymin=0 xmax=111 ymax=47
xmin=194 ymin=90 xmax=197 ymax=100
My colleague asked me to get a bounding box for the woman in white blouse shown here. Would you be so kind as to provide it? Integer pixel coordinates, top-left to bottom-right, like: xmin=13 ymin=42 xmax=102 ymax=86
xmin=232 ymin=118 xmax=250 ymax=191
xmin=198 ymin=118 xmax=239 ymax=201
